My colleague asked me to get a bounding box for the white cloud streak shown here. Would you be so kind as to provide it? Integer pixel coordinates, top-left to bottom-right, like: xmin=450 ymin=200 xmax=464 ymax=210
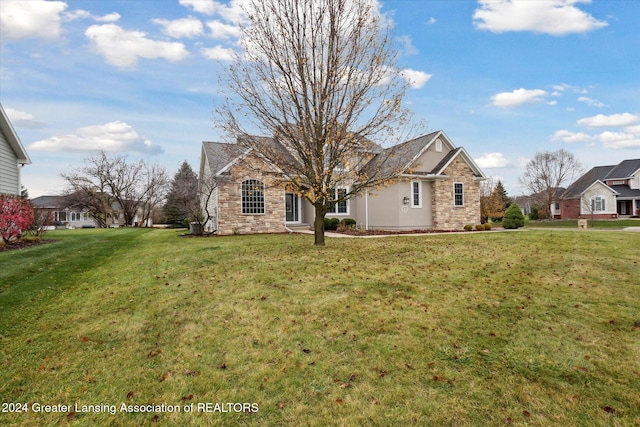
xmin=400 ymin=69 xmax=432 ymax=89
xmin=491 ymin=88 xmax=547 ymax=107
xmin=85 ymin=24 xmax=189 ymax=68
xmin=154 ymin=17 xmax=204 ymax=38
xmin=200 ymin=45 xmax=237 ymax=61
xmin=551 ymin=130 xmax=592 ymax=143
xmin=473 ymin=0 xmax=608 ymax=35
xmin=577 ymin=113 xmax=639 ymax=127
xmin=598 ymin=131 xmax=640 ymax=149
xmin=28 ymin=121 xmax=163 ymax=154
xmin=475 ymin=152 xmax=509 ymax=168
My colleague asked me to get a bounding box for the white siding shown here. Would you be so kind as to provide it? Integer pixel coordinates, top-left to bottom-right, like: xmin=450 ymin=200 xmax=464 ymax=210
xmin=581 ymin=183 xmax=617 ymax=215
xmin=0 ymin=133 xmax=20 ymax=195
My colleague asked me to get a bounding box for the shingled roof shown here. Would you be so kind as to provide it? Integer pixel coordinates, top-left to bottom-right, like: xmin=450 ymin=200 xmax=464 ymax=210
xmin=561 ymin=159 xmax=640 ymax=199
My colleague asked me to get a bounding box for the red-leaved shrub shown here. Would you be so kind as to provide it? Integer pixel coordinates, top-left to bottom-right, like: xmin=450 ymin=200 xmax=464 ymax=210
xmin=0 ymin=195 xmax=35 ymax=243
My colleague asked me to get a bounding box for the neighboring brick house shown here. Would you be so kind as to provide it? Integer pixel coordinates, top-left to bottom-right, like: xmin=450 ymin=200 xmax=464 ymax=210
xmin=556 ymin=159 xmax=640 ymax=219
xmin=0 ymin=103 xmax=31 ymax=195
xmin=199 ymin=130 xmax=486 ymax=235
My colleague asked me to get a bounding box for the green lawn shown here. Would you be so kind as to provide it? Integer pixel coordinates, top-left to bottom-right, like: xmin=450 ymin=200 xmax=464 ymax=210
xmin=1 ymin=228 xmax=639 ymax=426
xmin=527 ymin=219 xmax=640 ymax=229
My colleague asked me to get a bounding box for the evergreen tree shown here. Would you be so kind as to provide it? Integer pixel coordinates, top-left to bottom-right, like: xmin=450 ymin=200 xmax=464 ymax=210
xmin=485 ymin=180 xmax=510 ymax=221
xmin=494 ymin=180 xmax=510 ymax=210
xmin=162 ymin=161 xmax=198 ymax=226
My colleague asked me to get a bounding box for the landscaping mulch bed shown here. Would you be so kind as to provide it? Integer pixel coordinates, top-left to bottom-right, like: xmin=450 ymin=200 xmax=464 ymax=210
xmin=0 ymin=239 xmax=54 ymax=252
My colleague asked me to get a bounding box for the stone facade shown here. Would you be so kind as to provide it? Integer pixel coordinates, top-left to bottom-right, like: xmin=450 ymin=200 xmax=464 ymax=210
xmin=431 ymin=156 xmax=481 ymax=229
xmin=216 ymin=154 xmax=287 ymax=235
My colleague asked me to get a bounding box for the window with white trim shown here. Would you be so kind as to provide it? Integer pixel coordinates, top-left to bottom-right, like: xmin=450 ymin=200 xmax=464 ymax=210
xmin=55 ymin=211 xmax=67 ymax=222
xmin=435 ymin=138 xmax=443 ymax=152
xmin=591 ymin=195 xmax=606 ymax=212
xmin=454 ymin=182 xmax=464 ymax=206
xmin=411 ymin=181 xmax=422 ymax=208
xmin=327 ymin=188 xmax=348 ymax=214
xmin=242 ymin=179 xmax=265 ymax=214
xmin=70 ymin=212 xmax=82 ymax=222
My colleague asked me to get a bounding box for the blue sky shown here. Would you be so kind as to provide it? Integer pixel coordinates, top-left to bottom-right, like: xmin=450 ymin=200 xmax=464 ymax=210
xmin=2 ymin=0 xmax=639 ymax=198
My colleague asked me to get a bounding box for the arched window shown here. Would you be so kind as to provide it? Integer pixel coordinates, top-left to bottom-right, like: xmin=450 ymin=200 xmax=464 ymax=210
xmin=242 ymin=180 xmax=265 ymax=214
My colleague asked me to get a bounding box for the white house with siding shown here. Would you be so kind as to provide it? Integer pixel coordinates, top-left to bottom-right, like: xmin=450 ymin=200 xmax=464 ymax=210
xmin=0 ymin=103 xmax=31 ymax=195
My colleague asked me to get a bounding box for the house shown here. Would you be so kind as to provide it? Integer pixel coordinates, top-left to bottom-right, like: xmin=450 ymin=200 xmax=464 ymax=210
xmin=199 ymin=130 xmax=486 ymax=235
xmin=0 ymin=103 xmax=31 ymax=195
xmin=557 ymin=159 xmax=640 ymax=219
xmin=31 ymin=195 xmax=152 ymax=228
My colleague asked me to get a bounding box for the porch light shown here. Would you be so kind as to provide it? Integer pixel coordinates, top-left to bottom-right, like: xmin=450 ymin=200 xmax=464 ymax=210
xmin=403 ymin=197 xmax=410 ymax=205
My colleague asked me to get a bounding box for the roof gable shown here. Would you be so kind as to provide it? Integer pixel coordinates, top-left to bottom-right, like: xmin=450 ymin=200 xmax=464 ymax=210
xmin=0 ymin=103 xmax=31 ymax=165
xmin=561 ymin=165 xmax=614 ymax=198
xmin=581 ymin=180 xmax=618 ymax=196
xmin=604 ymin=159 xmax=640 ymax=180
xmin=430 ymin=146 xmax=486 ymax=178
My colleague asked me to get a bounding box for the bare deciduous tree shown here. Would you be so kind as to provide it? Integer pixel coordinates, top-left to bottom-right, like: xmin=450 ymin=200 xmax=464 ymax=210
xmin=217 ymin=0 xmax=415 ymax=245
xmin=61 ymin=150 xmax=168 ymax=227
xmin=519 ymin=149 xmax=583 ymax=219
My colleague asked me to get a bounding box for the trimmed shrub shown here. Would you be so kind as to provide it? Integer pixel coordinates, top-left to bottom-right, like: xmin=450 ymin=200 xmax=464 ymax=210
xmin=340 ymin=218 xmax=357 ymax=228
xmin=502 ymin=217 xmax=518 ymax=229
xmin=503 ymin=203 xmax=525 ymax=228
xmin=324 ymin=217 xmax=341 ymax=230
xmin=475 ymin=224 xmax=484 ymax=231
xmin=464 ymin=224 xmax=473 ymax=231
xmin=483 ymin=223 xmax=492 ymax=230
xmin=529 ymin=207 xmax=539 ymax=220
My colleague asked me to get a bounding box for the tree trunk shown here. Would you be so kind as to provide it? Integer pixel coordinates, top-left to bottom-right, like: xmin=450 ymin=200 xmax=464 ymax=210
xmin=313 ymin=204 xmax=326 ymax=246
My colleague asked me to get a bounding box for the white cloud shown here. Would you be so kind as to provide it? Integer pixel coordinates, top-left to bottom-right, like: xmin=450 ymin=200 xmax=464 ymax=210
xmin=400 ymin=69 xmax=431 ymax=89
xmin=5 ymin=108 xmax=35 ymax=122
xmin=551 ymin=130 xmax=592 ymax=143
xmin=491 ymin=88 xmax=547 ymax=107
xmin=206 ymin=20 xmax=241 ymax=39
xmin=154 ymin=17 xmax=204 ymax=38
xmin=473 ymin=0 xmax=608 ymax=35
xmin=85 ymin=24 xmax=189 ymax=68
xmin=598 ymin=131 xmax=640 ymax=149
xmin=475 ymin=152 xmax=509 ymax=168
xmin=95 ymin=12 xmax=121 ymax=23
xmin=552 ymin=83 xmax=587 ymax=94
xmin=4 ymin=108 xmax=47 ymax=129
xmin=397 ymin=35 xmax=418 ymax=56
xmin=64 ymin=10 xmax=91 ymax=21
xmin=201 ymin=46 xmax=237 ymax=61
xmin=577 ymin=96 xmax=605 ymax=108
xmin=577 ymin=113 xmax=639 ymax=127
xmin=179 ymin=0 xmax=217 ymax=15
xmin=625 ymin=125 xmax=640 ymax=136
xmin=28 ymin=121 xmax=163 ymax=154
xmin=426 ymin=17 xmax=437 ymax=25
xmin=0 ymin=0 xmax=67 ymax=40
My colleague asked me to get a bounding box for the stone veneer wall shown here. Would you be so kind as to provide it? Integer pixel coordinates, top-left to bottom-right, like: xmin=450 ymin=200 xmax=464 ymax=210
xmin=216 ymin=155 xmax=287 ymax=235
xmin=431 ymin=156 xmax=481 ymax=230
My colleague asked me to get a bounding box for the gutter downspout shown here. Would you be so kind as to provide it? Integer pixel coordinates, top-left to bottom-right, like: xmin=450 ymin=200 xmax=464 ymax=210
xmin=365 ymin=189 xmax=369 ymax=230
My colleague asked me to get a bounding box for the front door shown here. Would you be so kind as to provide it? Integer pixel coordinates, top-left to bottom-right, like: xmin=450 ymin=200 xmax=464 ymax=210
xmin=285 ymin=193 xmax=299 ymax=222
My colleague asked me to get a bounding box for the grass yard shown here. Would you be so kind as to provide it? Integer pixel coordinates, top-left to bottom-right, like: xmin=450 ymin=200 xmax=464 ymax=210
xmin=527 ymin=219 xmax=640 ymax=229
xmin=1 ymin=228 xmax=639 ymax=426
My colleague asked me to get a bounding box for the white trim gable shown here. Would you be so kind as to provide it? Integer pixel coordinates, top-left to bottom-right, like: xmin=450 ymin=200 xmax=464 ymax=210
xmin=579 ymin=180 xmax=618 ymax=196
xmin=431 ymin=147 xmax=486 ymax=179
xmin=0 ymin=104 xmax=31 ymax=165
